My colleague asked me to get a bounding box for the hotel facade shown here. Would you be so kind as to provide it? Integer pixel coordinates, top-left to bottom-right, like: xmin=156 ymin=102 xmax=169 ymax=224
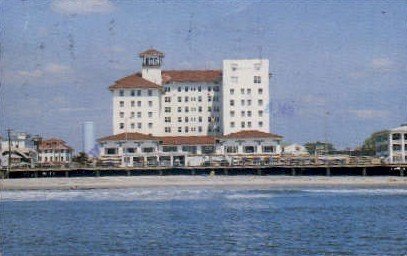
xmin=100 ymin=49 xmax=282 ymax=167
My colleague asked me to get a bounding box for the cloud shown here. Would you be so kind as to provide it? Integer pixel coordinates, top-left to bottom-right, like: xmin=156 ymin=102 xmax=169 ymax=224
xmin=371 ymin=58 xmax=393 ymax=72
xmin=45 ymin=63 xmax=72 ymax=74
xmin=51 ymin=0 xmax=115 ymax=15
xmin=349 ymin=109 xmax=389 ymax=120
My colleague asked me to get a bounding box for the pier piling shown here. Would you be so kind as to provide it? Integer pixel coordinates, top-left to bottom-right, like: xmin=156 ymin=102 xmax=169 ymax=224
xmin=126 ymin=170 xmax=131 ymax=176
xmin=291 ymin=168 xmax=296 ymax=176
xmin=362 ymin=167 xmax=367 ymax=176
xmin=257 ymin=169 xmax=262 ymax=176
xmin=326 ymin=167 xmax=331 ymax=176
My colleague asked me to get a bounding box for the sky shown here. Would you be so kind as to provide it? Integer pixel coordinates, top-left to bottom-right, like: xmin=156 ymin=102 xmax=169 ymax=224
xmin=0 ymin=0 xmax=406 ymax=151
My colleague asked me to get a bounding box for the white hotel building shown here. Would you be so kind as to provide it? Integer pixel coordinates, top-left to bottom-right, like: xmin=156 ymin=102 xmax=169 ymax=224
xmin=100 ymin=49 xmax=282 ymax=166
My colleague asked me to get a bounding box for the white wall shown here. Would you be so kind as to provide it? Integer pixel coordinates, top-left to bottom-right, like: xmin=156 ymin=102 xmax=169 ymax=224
xmin=222 ymin=59 xmax=270 ymax=135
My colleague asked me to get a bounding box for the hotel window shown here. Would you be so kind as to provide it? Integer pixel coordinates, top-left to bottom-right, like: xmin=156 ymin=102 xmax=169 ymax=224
xmin=131 ymin=101 xmax=135 ymax=107
xmin=198 ymin=116 xmax=202 ymax=122
xmin=148 ymin=112 xmax=153 ymax=118
xmin=163 ymin=146 xmax=177 ymax=152
xmin=254 ymin=76 xmax=261 ymax=84
xmin=230 ymin=100 xmax=235 ymax=106
xmin=178 ymin=107 xmax=182 ymax=113
xmin=185 ymin=96 xmax=189 ymax=102
xmin=247 ymin=89 xmax=251 ymax=95
xmin=231 ymin=76 xmax=238 ymax=83
xmin=392 ymin=133 xmax=401 ymax=140
xmin=198 ymin=96 xmax=202 ymax=102
xmin=208 ymin=106 xmax=212 ymax=112
xmin=405 ymin=134 xmax=407 ymax=140
xmin=241 ymin=100 xmax=245 ymax=106
xmin=131 ymin=112 xmax=135 ymax=118
xmin=259 ymin=110 xmax=263 ymax=117
xmin=137 ymin=101 xmax=141 ymax=107
xmin=185 ymin=117 xmax=189 ymax=122
xmin=119 ymin=123 xmax=124 ymax=129
xmin=178 ymin=127 xmax=182 ymax=132
xmin=137 ymin=112 xmax=142 ymax=118
xmin=165 ymin=117 xmax=171 ymax=123
xmin=259 ymin=121 xmax=263 ymax=127
xmin=165 ymin=97 xmax=171 ymax=102
xmin=148 ymin=123 xmax=153 ymax=129
xmin=198 ymin=86 xmax=202 ymax=92
xmin=119 ymin=101 xmax=124 ymax=107
xmin=165 ymin=127 xmax=171 ymax=133
xmin=393 ymin=144 xmax=401 ymax=151
xmin=230 ymin=111 xmax=235 ymax=117
xmin=148 ymin=101 xmax=153 ymax=107
xmin=119 ymin=90 xmax=124 ymax=96
xmin=131 ymin=123 xmax=135 ymax=129
xmin=164 ymin=87 xmax=170 ymax=92
xmin=241 ymin=111 xmax=245 ymax=117
xmin=241 ymin=88 xmax=244 ymax=94
xmin=226 ymin=146 xmax=238 ymax=153
xmin=142 ymin=147 xmax=155 ymax=153
xmin=258 ymin=99 xmax=263 ymax=106
xmin=178 ymin=117 xmax=182 ymax=122
xmin=248 ymin=121 xmax=252 ymax=128
xmin=198 ymin=126 xmax=202 ymax=132
xmin=198 ymin=106 xmax=202 ymax=112
xmin=165 ymin=107 xmax=171 ymax=113
xmin=138 ymin=123 xmax=142 ymax=128
xmin=119 ymin=112 xmax=124 ymax=118
xmin=262 ymin=146 xmax=274 ymax=153
xmin=254 ymin=63 xmax=261 ymax=70
xmin=208 ymin=96 xmax=212 ymax=102
xmin=241 ymin=122 xmax=245 ymax=128
xmin=131 ymin=90 xmax=135 ymax=96
xmin=258 ymin=88 xmax=263 ymax=94
xmin=185 ymin=86 xmax=189 ymax=92
xmin=231 ymin=64 xmax=238 ymax=71
xmin=185 ymin=106 xmax=189 ymax=112
xmin=208 ymin=86 xmax=212 ymax=92
xmin=178 ymin=97 xmax=182 ymax=102
xmin=178 ymin=87 xmax=181 ymax=92
xmin=247 ymin=111 xmax=252 ymax=117
xmin=247 ymin=100 xmax=252 ymax=106
xmin=137 ymin=90 xmax=141 ymax=96
xmin=148 ymin=90 xmax=153 ymax=96
xmin=185 ymin=127 xmax=189 ymax=133
xmin=214 ymin=86 xmax=219 ymax=92
xmin=230 ymin=89 xmax=235 ymax=95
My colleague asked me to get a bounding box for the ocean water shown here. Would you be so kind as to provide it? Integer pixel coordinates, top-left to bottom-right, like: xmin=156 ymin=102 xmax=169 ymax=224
xmin=1 ymin=186 xmax=406 ymax=255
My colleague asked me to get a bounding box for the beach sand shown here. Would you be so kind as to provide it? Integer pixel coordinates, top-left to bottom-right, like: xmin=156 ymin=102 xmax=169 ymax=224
xmin=1 ymin=176 xmax=406 ymax=190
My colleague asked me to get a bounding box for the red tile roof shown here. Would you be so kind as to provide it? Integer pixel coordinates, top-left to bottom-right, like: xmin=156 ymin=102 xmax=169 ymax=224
xmin=159 ymin=136 xmax=216 ymax=145
xmin=39 ymin=138 xmax=73 ymax=151
xmin=139 ymin=49 xmax=164 ymax=57
xmin=109 ymin=73 xmax=161 ymax=90
xmin=223 ymin=130 xmax=283 ymax=140
xmin=162 ymin=70 xmax=222 ymax=84
xmin=98 ymin=132 xmax=156 ymax=142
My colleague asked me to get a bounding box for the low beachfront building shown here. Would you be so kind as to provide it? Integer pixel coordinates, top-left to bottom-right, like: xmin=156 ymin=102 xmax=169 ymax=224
xmin=371 ymin=124 xmax=407 ymax=164
xmin=0 ymin=132 xmax=39 ymax=168
xmin=38 ymin=138 xmax=73 ymax=166
xmin=97 ymin=130 xmax=282 ymax=167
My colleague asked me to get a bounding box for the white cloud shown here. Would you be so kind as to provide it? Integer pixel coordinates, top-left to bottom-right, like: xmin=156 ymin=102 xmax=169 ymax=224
xmin=45 ymin=63 xmax=72 ymax=74
xmin=371 ymin=58 xmax=393 ymax=72
xmin=349 ymin=109 xmax=389 ymax=120
xmin=51 ymin=0 xmax=115 ymax=15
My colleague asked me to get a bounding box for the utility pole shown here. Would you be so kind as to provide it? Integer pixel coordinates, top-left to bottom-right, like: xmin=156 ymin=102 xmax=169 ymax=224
xmin=6 ymin=128 xmax=12 ymax=178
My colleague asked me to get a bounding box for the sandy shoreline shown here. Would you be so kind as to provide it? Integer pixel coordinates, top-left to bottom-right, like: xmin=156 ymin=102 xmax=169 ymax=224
xmin=1 ymin=176 xmax=406 ymax=191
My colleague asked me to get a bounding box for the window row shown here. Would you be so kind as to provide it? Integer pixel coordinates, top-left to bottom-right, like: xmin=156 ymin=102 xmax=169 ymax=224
xmin=164 ymin=126 xmax=221 ymax=133
xmin=119 ymin=112 xmax=153 ymax=118
xmin=392 ymin=133 xmax=407 ymax=140
xmin=230 ymin=110 xmax=264 ymax=117
xmin=229 ymin=88 xmax=263 ymax=95
xmin=119 ymin=89 xmax=154 ymax=97
xmin=165 ymin=106 xmax=221 ymax=113
xmin=164 ymin=95 xmax=220 ymax=103
xmin=165 ymin=116 xmax=220 ymax=123
xmin=174 ymin=85 xmax=220 ymax=93
xmin=119 ymin=122 xmax=153 ymax=129
xmin=230 ymin=99 xmax=263 ymax=106
xmin=230 ymin=76 xmax=262 ymax=84
xmin=119 ymin=100 xmax=154 ymax=107
xmin=231 ymin=63 xmax=262 ymax=71
xmin=230 ymin=121 xmax=263 ymax=128
xmin=225 ymin=145 xmax=274 ymax=154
